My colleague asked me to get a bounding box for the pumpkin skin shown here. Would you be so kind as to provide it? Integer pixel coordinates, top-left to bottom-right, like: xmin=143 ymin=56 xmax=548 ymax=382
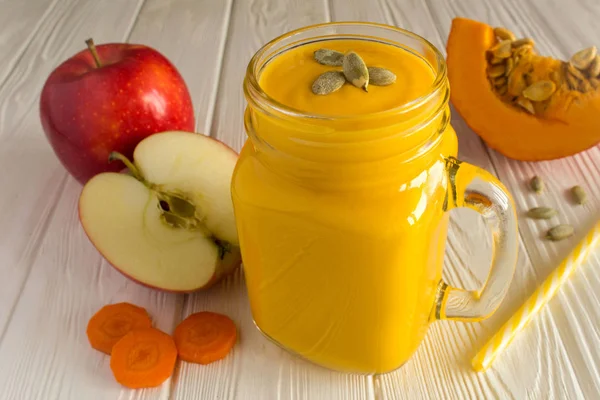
xmin=447 ymin=17 xmax=600 ymax=161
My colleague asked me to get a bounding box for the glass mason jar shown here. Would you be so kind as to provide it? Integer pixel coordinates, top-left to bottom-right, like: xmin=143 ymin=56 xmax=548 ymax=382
xmin=232 ymin=22 xmax=518 ymax=374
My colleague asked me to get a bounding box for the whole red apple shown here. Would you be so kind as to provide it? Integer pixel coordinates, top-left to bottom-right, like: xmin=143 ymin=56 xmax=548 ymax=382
xmin=40 ymin=39 xmax=195 ymax=184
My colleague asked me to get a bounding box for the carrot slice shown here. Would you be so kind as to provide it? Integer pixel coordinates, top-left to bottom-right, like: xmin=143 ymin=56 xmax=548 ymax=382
xmin=173 ymin=312 xmax=237 ymax=364
xmin=86 ymin=302 xmax=152 ymax=354
xmin=110 ymin=328 xmax=178 ymax=389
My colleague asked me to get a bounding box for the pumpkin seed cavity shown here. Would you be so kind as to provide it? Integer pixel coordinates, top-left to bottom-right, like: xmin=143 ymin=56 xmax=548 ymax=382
xmin=488 ymin=27 xmax=600 ymax=114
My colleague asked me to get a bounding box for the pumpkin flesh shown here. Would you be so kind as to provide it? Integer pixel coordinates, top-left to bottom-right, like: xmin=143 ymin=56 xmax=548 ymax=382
xmin=447 ymin=18 xmax=600 ymax=160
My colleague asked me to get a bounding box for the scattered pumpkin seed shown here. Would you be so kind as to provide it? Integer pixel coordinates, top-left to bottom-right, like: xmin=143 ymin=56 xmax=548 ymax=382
xmin=314 ymin=49 xmax=344 ymax=66
xmin=497 ymin=85 xmax=508 ymax=95
xmin=488 ymin=64 xmax=506 ymax=78
xmin=568 ymin=62 xmax=586 ymax=81
xmin=527 ymin=207 xmax=558 ymax=220
xmin=571 ymin=185 xmax=587 ymax=205
xmin=570 ymin=46 xmax=597 ymax=70
xmin=492 ymin=40 xmax=513 ymax=59
xmin=512 ymin=38 xmax=535 ymax=48
xmin=494 ymin=76 xmax=507 ymax=87
xmin=530 ymin=176 xmax=544 ymax=193
xmin=494 ymin=27 xmax=516 ymax=41
xmin=343 ymin=51 xmax=369 ymax=91
xmin=550 ymin=70 xmax=561 ymax=83
xmin=367 ymin=67 xmax=396 ymax=86
xmin=517 ymin=96 xmax=535 ymax=114
xmin=590 ymin=78 xmax=600 ymax=89
xmin=522 ymin=80 xmax=556 ymax=102
xmin=588 ymin=55 xmax=600 ymax=77
xmin=490 ymin=56 xmax=504 ymax=65
xmin=505 ymin=57 xmax=515 ymax=76
xmin=311 ymin=71 xmax=346 ymax=95
xmin=546 ymin=224 xmax=574 ymax=241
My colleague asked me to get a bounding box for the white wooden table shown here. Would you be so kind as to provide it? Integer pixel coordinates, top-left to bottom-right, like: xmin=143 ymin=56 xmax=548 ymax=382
xmin=2 ymin=0 xmax=600 ymax=399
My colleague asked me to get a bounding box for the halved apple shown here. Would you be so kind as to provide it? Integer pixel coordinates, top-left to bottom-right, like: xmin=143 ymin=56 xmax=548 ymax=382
xmin=79 ymin=131 xmax=241 ymax=292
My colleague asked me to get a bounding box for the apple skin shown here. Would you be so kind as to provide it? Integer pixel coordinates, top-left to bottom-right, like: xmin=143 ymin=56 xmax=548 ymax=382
xmin=40 ymin=42 xmax=195 ymax=184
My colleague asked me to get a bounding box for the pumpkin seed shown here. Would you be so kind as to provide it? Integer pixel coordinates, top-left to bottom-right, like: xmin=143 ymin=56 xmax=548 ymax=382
xmin=571 ymin=185 xmax=587 ymax=205
xmin=311 ymin=71 xmax=346 ymax=95
xmin=570 ymin=46 xmax=597 ymax=70
xmin=505 ymin=57 xmax=515 ymax=76
xmin=343 ymin=51 xmax=369 ymax=91
xmin=550 ymin=70 xmax=561 ymax=83
xmin=494 ymin=76 xmax=507 ymax=87
xmin=580 ymin=79 xmax=593 ymax=92
xmin=568 ymin=62 xmax=586 ymax=81
xmin=494 ymin=27 xmax=516 ymax=41
xmin=512 ymin=38 xmax=535 ymax=48
xmin=367 ymin=67 xmax=396 ymax=86
xmin=314 ymin=49 xmax=344 ymax=66
xmin=527 ymin=207 xmax=558 ymax=220
xmin=488 ymin=64 xmax=506 ymax=78
xmin=492 ymin=40 xmax=513 ymax=59
xmin=490 ymin=56 xmax=504 ymax=65
xmin=508 ymin=73 xmax=527 ymax=96
xmin=588 ymin=55 xmax=600 ymax=77
xmin=522 ymin=80 xmax=556 ymax=101
xmin=513 ymin=45 xmax=534 ymax=61
xmin=546 ymin=225 xmax=574 ymax=241
xmin=517 ymin=96 xmax=535 ymax=114
xmin=497 ymin=85 xmax=508 ymax=95
xmin=530 ymin=176 xmax=544 ymax=193
xmin=567 ymin=73 xmax=580 ymax=90
xmin=590 ymin=78 xmax=600 ymax=89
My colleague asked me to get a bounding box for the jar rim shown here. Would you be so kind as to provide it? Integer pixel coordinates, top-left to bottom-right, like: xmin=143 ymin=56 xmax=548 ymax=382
xmin=244 ymin=21 xmax=448 ymax=122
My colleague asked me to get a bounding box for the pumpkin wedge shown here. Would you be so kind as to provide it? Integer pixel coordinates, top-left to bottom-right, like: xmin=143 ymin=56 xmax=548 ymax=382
xmin=447 ymin=17 xmax=600 ymax=160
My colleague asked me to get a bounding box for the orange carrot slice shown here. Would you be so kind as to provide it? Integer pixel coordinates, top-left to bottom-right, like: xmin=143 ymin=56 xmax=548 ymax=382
xmin=110 ymin=328 xmax=178 ymax=389
xmin=86 ymin=302 xmax=152 ymax=354
xmin=173 ymin=312 xmax=237 ymax=364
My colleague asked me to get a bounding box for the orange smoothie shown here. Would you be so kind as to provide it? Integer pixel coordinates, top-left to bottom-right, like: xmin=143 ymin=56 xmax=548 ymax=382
xmin=233 ymin=37 xmax=458 ymax=373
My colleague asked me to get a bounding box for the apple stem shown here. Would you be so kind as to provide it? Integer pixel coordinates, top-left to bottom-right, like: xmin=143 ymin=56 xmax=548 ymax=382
xmin=108 ymin=152 xmax=145 ymax=182
xmin=85 ymin=38 xmax=102 ymax=68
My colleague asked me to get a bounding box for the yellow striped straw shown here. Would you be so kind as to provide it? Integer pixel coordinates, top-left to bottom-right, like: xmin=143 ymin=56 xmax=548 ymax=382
xmin=472 ymin=220 xmax=600 ymax=372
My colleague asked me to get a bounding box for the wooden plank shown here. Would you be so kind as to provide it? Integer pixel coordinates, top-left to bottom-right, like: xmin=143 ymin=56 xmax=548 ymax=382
xmin=174 ymin=0 xmax=375 ymax=398
xmin=128 ymin=0 xmax=234 ymax=135
xmin=0 ymin=0 xmax=57 ymax=87
xmin=329 ymin=1 xmax=549 ymax=399
xmin=0 ymin=0 xmax=148 ymax=334
xmin=422 ymin=0 xmax=600 ymax=398
xmin=0 ymin=1 xmax=192 ymax=400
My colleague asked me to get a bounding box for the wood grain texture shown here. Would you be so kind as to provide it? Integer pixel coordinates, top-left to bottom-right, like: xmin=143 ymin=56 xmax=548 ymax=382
xmin=1 ymin=0 xmax=600 ymax=399
xmin=425 ymin=1 xmax=600 ymax=398
xmin=0 ymin=1 xmax=184 ymax=400
xmin=175 ymin=0 xmax=375 ymax=398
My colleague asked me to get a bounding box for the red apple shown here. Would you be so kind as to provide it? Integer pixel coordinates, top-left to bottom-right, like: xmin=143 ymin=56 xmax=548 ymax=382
xmin=40 ymin=39 xmax=195 ymax=184
xmin=78 ymin=131 xmax=241 ymax=292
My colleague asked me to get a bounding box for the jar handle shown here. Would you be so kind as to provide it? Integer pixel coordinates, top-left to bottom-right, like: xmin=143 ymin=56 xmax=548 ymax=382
xmin=433 ymin=157 xmax=518 ymax=321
